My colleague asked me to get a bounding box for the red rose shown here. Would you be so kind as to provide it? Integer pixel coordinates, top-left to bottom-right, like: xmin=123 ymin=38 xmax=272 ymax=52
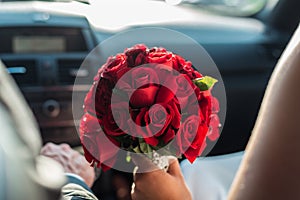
xmin=83 ymin=77 xmax=114 ymax=119
xmin=83 ymin=82 xmax=96 ymax=113
xmin=199 ymin=91 xmax=213 ymax=126
xmin=176 ymin=74 xmax=195 ymax=97
xmin=211 ymin=96 xmax=220 ymax=114
xmin=205 ymin=96 xmax=220 ymax=141
xmin=175 ymin=115 xmax=208 ymax=163
xmin=132 ymin=99 xmax=181 ymax=146
xmin=116 ymin=67 xmax=163 ymax=108
xmin=192 ymin=70 xmax=202 ymax=79
xmin=80 ymin=44 xmax=220 ymax=169
xmin=80 ymin=112 xmax=102 ymax=138
xmin=101 ymin=54 xmax=130 ymax=83
xmin=132 ymin=107 xmax=159 ymax=146
xmin=80 ymin=113 xmax=120 ymax=171
xmin=174 ymin=54 xmax=202 ymax=79
xmin=125 ymin=44 xmax=147 ymax=52
xmin=147 ymin=47 xmax=173 ymax=68
xmin=207 ymin=113 xmax=220 ymax=141
xmin=153 ymin=64 xmax=178 ymax=97
xmin=103 ymin=101 xmax=130 ymax=136
xmin=185 ymin=90 xmax=213 ymax=127
xmin=181 ymin=85 xmax=201 ymax=117
xmin=81 ymin=133 xmax=119 ymax=171
xmin=94 ymin=78 xmax=113 ymax=118
xmin=175 ymin=74 xmax=198 ymax=109
xmin=124 ymin=44 xmax=148 ymax=67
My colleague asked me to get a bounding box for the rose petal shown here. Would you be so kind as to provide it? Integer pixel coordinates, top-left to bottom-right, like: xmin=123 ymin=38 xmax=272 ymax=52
xmin=155 ymin=86 xmax=175 ymax=104
xmin=130 ymin=85 xmax=159 ymax=108
xmin=207 ymin=114 xmax=220 ymax=141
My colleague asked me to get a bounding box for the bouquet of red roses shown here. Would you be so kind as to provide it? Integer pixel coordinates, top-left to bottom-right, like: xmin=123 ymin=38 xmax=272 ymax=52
xmin=80 ymin=44 xmax=220 ymax=171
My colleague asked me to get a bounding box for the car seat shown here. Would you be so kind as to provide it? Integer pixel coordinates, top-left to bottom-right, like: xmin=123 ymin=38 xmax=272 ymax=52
xmin=0 ymin=61 xmax=66 ymax=200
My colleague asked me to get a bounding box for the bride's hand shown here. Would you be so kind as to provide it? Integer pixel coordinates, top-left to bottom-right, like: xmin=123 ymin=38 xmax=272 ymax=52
xmin=131 ymin=156 xmax=192 ymax=200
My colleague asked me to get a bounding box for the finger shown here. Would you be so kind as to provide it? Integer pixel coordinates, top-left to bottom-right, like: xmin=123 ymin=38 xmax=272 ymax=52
xmin=59 ymin=143 xmax=72 ymax=151
xmin=167 ymin=158 xmax=183 ymax=178
xmin=71 ymin=152 xmax=85 ymax=169
xmin=41 ymin=147 xmax=72 ymax=166
xmin=40 ymin=154 xmax=66 ymax=170
xmin=133 ymin=167 xmax=166 ymax=191
xmin=167 ymin=156 xmax=178 ymax=166
xmin=40 ymin=142 xmax=56 ymax=154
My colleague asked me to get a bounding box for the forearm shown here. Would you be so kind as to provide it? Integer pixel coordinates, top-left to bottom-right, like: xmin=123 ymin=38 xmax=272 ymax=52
xmin=228 ymin=25 xmax=300 ymax=200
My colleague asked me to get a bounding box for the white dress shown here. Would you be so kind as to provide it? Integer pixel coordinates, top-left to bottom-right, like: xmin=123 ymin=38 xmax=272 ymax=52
xmin=181 ymin=151 xmax=244 ymax=200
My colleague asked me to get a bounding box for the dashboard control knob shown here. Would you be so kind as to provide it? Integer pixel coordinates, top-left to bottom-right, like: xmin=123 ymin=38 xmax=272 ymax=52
xmin=42 ymin=100 xmax=60 ymax=118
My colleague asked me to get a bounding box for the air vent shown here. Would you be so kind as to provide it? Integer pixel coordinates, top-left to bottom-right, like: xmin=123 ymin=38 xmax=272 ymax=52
xmin=3 ymin=59 xmax=38 ymax=86
xmin=58 ymin=59 xmax=87 ymax=85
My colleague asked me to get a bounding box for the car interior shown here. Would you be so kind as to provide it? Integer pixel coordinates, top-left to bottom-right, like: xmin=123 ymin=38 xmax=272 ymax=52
xmin=0 ymin=0 xmax=299 ymax=199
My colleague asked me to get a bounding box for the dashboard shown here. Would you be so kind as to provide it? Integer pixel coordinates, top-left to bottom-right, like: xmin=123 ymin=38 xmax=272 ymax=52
xmin=0 ymin=12 xmax=98 ymax=147
xmin=1 ymin=27 xmax=87 ymax=54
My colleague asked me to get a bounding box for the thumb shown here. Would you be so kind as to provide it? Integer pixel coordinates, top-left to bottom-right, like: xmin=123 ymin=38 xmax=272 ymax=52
xmin=167 ymin=156 xmax=183 ymax=177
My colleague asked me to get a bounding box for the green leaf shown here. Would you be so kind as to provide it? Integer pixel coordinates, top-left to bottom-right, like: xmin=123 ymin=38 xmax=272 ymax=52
xmin=133 ymin=146 xmax=141 ymax=153
xmin=193 ymin=76 xmax=218 ymax=91
xmin=139 ymin=142 xmax=150 ymax=153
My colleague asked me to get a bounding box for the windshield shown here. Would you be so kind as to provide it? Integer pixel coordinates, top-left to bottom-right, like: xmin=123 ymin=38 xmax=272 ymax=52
xmin=165 ymin=0 xmax=269 ymax=16
xmin=0 ymin=0 xmax=273 ymax=17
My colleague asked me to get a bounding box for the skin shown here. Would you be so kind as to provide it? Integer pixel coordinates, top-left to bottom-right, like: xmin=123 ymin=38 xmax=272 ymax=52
xmin=227 ymin=25 xmax=300 ymax=199
xmin=131 ymin=156 xmax=192 ymax=200
xmin=40 ymin=142 xmax=95 ymax=188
